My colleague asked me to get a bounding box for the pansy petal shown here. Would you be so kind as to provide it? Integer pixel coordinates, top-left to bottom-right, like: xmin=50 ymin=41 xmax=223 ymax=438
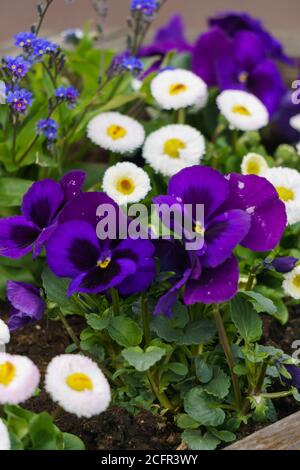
xmin=233 ymin=31 xmax=265 ymax=72
xmin=221 ymin=173 xmax=287 ymax=251
xmin=114 ymin=238 xmax=155 ymax=262
xmin=22 ymin=179 xmax=64 ymax=229
xmin=33 ymin=224 xmax=57 ymax=258
xmin=168 ymin=166 xmax=229 ymax=219
xmin=248 ymin=59 xmax=286 ymax=116
xmin=201 ymin=209 xmax=251 ymax=267
xmin=67 ymin=258 xmax=136 ymax=295
xmin=46 ymin=221 xmax=100 ymax=278
xmin=184 ymin=256 xmax=239 ymax=305
xmin=118 ymin=258 xmax=156 ymax=296
xmin=60 ymin=170 xmax=86 ymax=202
xmin=0 ymin=215 xmax=40 ymax=259
xmin=7 ymin=281 xmax=45 ymax=320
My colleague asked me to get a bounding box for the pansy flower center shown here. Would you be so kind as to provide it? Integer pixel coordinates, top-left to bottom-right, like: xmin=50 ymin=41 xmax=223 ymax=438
xmin=97 ymin=257 xmax=111 ymax=269
xmin=276 ymin=186 xmax=294 ymax=202
xmin=116 ymin=177 xmax=135 ymax=195
xmin=66 ymin=373 xmax=93 ymax=392
xmin=292 ymin=274 xmax=300 ymax=289
xmin=107 ymin=124 xmax=127 ymax=140
xmin=0 ymin=361 xmax=16 ymax=386
xmin=164 ymin=138 xmax=186 ymax=158
xmin=232 ymin=105 xmax=252 ymax=116
xmin=194 ymin=221 xmax=205 ymax=236
xmin=169 ymin=83 xmax=187 ymax=96
xmin=239 ymin=72 xmax=248 ymax=83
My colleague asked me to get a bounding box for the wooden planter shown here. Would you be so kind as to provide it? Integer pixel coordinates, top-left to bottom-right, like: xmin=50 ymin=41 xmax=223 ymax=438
xmin=225 ymin=411 xmax=300 ymax=450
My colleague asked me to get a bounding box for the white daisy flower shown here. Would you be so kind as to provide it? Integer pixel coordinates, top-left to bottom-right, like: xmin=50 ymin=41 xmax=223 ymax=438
xmin=0 ymin=320 xmax=10 ymax=352
xmin=103 ymin=161 xmax=151 ymax=205
xmin=289 ymin=114 xmax=300 ymax=132
xmin=131 ymin=78 xmax=143 ymax=91
xmin=216 ymin=90 xmax=269 ymax=131
xmin=0 ymin=81 xmax=6 ymax=104
xmin=241 ymin=152 xmax=269 ymax=176
xmin=143 ymin=124 xmax=205 ymax=177
xmin=45 ymin=354 xmax=111 ymax=418
xmin=87 ymin=112 xmax=145 ymax=154
xmin=264 ymin=167 xmax=300 ymax=225
xmin=0 ymin=419 xmax=10 ymax=451
xmin=283 ymin=265 xmax=300 ymax=299
xmin=150 ymin=69 xmax=208 ymax=110
xmin=0 ymin=353 xmax=40 ymax=405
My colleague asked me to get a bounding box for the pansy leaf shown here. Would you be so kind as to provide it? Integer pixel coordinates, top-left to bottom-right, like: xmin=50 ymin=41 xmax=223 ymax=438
xmin=195 ymin=356 xmax=214 ymax=383
xmin=230 ymin=296 xmax=262 ymax=343
xmin=203 ymin=367 xmax=231 ymax=399
xmin=177 ymin=319 xmax=217 ymax=346
xmin=209 ymin=428 xmax=236 ymax=443
xmin=0 ymin=178 xmax=33 ymax=207
xmin=182 ymin=430 xmax=220 ymax=451
xmin=122 ymin=346 xmax=166 ymax=372
xmin=62 ymin=433 xmax=85 ymax=450
xmin=176 ymin=414 xmax=200 ymax=430
xmin=107 ymin=317 xmax=143 ymax=348
xmin=184 ymin=387 xmax=225 ymax=426
xmin=242 ymin=291 xmax=277 ymax=315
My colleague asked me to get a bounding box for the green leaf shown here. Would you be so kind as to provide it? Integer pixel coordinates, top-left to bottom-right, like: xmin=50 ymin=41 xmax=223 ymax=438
xmin=151 ymin=302 xmax=189 ymax=342
xmin=203 ymin=367 xmax=230 ymax=399
xmin=230 ymin=296 xmax=262 ymax=343
xmin=182 ymin=430 xmax=220 ymax=450
xmin=242 ymin=291 xmax=277 ymax=315
xmin=107 ymin=317 xmax=142 ymax=348
xmin=0 ymin=178 xmax=33 ymax=206
xmin=184 ymin=387 xmax=225 ymax=427
xmin=177 ymin=319 xmax=216 ymax=345
xmin=176 ymin=414 xmax=200 ymax=430
xmin=122 ymin=346 xmax=166 ymax=372
xmin=195 ymin=356 xmax=214 ymax=383
xmin=42 ymin=267 xmax=76 ymax=312
xmin=62 ymin=433 xmax=85 ymax=450
xmin=209 ymin=428 xmax=236 ymax=443
xmin=28 ymin=413 xmax=60 ymax=450
xmin=167 ymin=362 xmax=188 ymax=376
xmin=86 ymin=310 xmax=111 ymax=331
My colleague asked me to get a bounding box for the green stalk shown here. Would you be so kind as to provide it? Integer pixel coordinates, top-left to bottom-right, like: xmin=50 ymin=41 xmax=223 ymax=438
xmin=213 ymin=304 xmax=243 ymax=411
xmin=141 ymin=295 xmax=151 ymax=346
xmin=110 ymin=288 xmax=120 ymax=316
xmin=146 ymin=370 xmax=173 ymax=410
xmin=261 ymin=391 xmax=293 ymax=399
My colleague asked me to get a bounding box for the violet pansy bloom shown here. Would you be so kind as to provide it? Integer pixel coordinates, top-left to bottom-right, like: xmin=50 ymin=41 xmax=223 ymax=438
xmin=7 ymin=281 xmax=45 ymax=331
xmin=46 ymin=192 xmax=156 ymax=297
xmin=153 ymin=166 xmax=286 ymax=312
xmin=209 ymin=11 xmax=293 ymax=65
xmin=0 ymin=171 xmax=85 ymax=259
xmin=138 ymin=15 xmax=192 ymax=77
xmin=192 ymin=27 xmax=286 ymax=115
xmin=269 ymin=256 xmax=298 ymax=274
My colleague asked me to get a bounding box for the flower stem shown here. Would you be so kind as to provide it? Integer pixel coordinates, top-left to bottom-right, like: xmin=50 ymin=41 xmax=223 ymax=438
xmin=146 ymin=370 xmax=173 ymax=410
xmin=110 ymin=288 xmax=120 ymax=316
xmin=261 ymin=391 xmax=293 ymax=399
xmin=141 ymin=294 xmax=151 ymax=346
xmin=213 ymin=304 xmax=243 ymax=411
xmin=58 ymin=311 xmax=80 ymax=349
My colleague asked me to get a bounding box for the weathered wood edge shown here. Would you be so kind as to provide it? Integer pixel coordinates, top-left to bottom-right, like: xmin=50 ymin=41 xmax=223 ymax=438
xmin=225 ymin=411 xmax=300 ymax=450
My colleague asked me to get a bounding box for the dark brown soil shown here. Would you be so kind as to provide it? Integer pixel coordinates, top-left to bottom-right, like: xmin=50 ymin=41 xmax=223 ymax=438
xmin=6 ymin=307 xmax=300 ymax=450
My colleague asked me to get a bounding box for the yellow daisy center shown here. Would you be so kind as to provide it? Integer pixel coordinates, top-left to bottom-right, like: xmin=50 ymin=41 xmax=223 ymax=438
xmin=276 ymin=186 xmax=295 ymax=202
xmin=293 ymin=274 xmax=300 ymax=289
xmin=97 ymin=257 xmax=111 ymax=269
xmin=116 ymin=177 xmax=135 ymax=195
xmin=66 ymin=373 xmax=93 ymax=392
xmin=107 ymin=124 xmax=127 ymax=140
xmin=169 ymin=83 xmax=187 ymax=96
xmin=194 ymin=222 xmax=205 ymax=236
xmin=232 ymin=105 xmax=252 ymax=116
xmin=246 ymin=160 xmax=261 ymax=175
xmin=0 ymin=361 xmax=16 ymax=386
xmin=164 ymin=138 xmax=186 ymax=158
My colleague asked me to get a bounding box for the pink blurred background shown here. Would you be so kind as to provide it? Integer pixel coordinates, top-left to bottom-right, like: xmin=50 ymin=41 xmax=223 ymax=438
xmin=1 ymin=0 xmax=300 ymax=55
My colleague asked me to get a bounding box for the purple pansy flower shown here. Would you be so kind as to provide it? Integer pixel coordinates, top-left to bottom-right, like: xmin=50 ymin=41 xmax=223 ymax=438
xmin=6 ymin=281 xmax=45 ymax=331
xmin=283 ymin=364 xmax=300 ymax=390
xmin=6 ymin=88 xmax=32 ymax=114
xmin=273 ymin=90 xmax=300 ymax=143
xmin=0 ymin=171 xmax=86 ymax=259
xmin=55 ymin=86 xmax=79 ymax=108
xmin=209 ymin=11 xmax=293 ymax=65
xmin=46 ymin=192 xmax=156 ymax=296
xmin=3 ymin=56 xmax=31 ymax=79
xmin=192 ymin=27 xmax=286 ymax=115
xmin=153 ymin=166 xmax=286 ymax=313
xmin=14 ymin=31 xmax=36 ymax=49
xmin=138 ymin=15 xmax=192 ymax=77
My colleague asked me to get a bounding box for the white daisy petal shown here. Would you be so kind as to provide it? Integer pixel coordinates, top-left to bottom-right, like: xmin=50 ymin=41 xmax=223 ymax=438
xmin=0 ymin=419 xmax=10 ymax=450
xmin=283 ymin=265 xmax=300 ymax=299
xmin=0 ymin=320 xmax=10 ymax=349
xmin=264 ymin=167 xmax=300 ymax=225
xmin=45 ymin=354 xmax=111 ymax=418
xmin=103 ymin=161 xmax=151 ymax=205
xmin=216 ymin=90 xmax=269 ymax=131
xmin=290 ymin=114 xmax=300 ymax=132
xmin=151 ymin=69 xmax=208 ymax=110
xmin=143 ymin=124 xmax=205 ymax=177
xmin=87 ymin=112 xmax=145 ymax=154
xmin=0 ymin=353 xmax=40 ymax=405
xmin=241 ymin=153 xmax=269 ymax=176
